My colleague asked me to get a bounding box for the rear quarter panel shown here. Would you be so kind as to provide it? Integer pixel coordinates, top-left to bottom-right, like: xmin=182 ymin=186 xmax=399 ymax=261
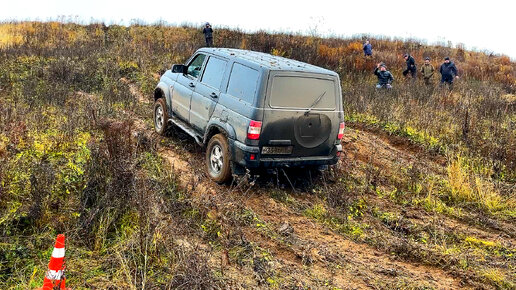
xmin=212 ymin=63 xmax=269 ymax=143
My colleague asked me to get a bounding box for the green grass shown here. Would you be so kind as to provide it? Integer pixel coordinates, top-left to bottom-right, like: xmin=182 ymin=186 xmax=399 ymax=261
xmin=1 ymin=21 xmax=515 ymax=288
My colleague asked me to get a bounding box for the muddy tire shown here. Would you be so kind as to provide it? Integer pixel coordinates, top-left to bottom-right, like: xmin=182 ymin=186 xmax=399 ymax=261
xmin=154 ymin=98 xmax=169 ymax=135
xmin=206 ymin=134 xmax=232 ymax=184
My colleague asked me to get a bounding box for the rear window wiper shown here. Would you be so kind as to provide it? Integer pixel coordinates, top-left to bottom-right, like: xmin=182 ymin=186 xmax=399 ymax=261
xmin=304 ymin=91 xmax=326 ymax=116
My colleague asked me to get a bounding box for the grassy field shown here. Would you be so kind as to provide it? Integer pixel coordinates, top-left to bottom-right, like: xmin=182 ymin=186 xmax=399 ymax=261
xmin=0 ymin=22 xmax=515 ymax=289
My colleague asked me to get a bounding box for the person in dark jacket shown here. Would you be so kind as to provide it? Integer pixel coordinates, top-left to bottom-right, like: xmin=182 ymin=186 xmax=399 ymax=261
xmin=363 ymin=40 xmax=372 ymax=56
xmin=402 ymin=53 xmax=417 ymax=79
xmin=202 ymin=22 xmax=213 ymax=47
xmin=439 ymin=57 xmax=459 ymax=89
xmin=374 ymin=63 xmax=394 ymax=88
xmin=420 ymin=57 xmax=435 ymax=85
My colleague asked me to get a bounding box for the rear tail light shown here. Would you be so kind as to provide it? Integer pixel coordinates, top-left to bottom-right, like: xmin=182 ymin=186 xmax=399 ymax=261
xmin=337 ymin=122 xmax=345 ymax=140
xmin=247 ymin=120 xmax=262 ymax=140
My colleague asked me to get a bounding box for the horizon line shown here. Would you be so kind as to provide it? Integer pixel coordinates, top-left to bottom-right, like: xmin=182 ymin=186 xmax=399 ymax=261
xmin=2 ymin=17 xmax=514 ymax=60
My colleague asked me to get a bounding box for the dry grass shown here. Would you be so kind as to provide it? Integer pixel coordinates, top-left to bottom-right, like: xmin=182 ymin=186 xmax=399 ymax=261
xmin=447 ymin=156 xmax=515 ymax=215
xmin=0 ymin=21 xmax=515 ymax=288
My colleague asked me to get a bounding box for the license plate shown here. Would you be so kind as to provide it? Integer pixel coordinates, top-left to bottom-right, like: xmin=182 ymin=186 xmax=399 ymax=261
xmin=261 ymin=146 xmax=293 ymax=155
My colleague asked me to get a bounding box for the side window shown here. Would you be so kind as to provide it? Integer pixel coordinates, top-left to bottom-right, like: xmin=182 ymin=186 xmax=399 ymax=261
xmin=227 ymin=63 xmax=259 ymax=104
xmin=200 ymin=57 xmax=228 ymax=89
xmin=187 ymin=54 xmax=206 ymax=79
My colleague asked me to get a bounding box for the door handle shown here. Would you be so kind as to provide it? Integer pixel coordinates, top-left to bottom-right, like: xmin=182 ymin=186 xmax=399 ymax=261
xmin=210 ymin=92 xmax=218 ymax=98
xmin=189 ymin=82 xmax=195 ymax=88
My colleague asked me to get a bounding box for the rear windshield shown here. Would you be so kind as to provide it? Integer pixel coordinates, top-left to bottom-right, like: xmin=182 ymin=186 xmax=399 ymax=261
xmin=269 ymin=76 xmax=336 ymax=110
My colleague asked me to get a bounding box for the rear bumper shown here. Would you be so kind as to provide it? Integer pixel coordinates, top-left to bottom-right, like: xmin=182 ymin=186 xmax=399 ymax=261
xmin=230 ymin=140 xmax=342 ymax=168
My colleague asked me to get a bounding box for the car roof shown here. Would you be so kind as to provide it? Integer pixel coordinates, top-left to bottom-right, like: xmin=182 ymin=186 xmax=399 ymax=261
xmin=197 ymin=48 xmax=338 ymax=76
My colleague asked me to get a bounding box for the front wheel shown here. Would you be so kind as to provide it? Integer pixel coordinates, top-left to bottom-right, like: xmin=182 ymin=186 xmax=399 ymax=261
xmin=154 ymin=98 xmax=169 ymax=135
xmin=206 ymin=134 xmax=232 ymax=184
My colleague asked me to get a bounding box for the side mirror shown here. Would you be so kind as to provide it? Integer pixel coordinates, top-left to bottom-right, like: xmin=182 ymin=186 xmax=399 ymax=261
xmin=171 ymin=64 xmax=186 ymax=74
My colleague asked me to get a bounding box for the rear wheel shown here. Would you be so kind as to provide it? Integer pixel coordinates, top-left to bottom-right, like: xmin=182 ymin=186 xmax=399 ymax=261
xmin=206 ymin=134 xmax=232 ymax=184
xmin=154 ymin=98 xmax=169 ymax=135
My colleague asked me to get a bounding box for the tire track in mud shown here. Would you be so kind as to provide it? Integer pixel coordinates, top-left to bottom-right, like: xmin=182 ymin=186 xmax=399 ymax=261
xmin=245 ymin=195 xmax=460 ymax=288
xmin=128 ymin=81 xmax=463 ymax=288
xmin=136 ymin=132 xmax=461 ymax=287
xmin=155 ymin=135 xmax=461 ymax=288
xmin=157 ymin=137 xmax=373 ymax=287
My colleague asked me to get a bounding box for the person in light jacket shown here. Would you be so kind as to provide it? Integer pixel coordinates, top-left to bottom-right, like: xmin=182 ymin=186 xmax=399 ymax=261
xmin=420 ymin=57 xmax=435 ymax=85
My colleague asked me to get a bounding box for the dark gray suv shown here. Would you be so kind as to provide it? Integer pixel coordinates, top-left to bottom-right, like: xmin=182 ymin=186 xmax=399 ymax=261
xmin=154 ymin=48 xmax=344 ymax=183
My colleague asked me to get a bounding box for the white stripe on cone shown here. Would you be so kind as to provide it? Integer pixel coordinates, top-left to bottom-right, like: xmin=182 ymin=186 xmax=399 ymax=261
xmin=46 ymin=269 xmax=63 ymax=280
xmin=51 ymin=247 xmax=65 ymax=258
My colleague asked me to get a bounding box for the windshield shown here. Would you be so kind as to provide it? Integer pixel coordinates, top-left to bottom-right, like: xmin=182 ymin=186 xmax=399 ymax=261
xmin=269 ymin=76 xmax=336 ymax=110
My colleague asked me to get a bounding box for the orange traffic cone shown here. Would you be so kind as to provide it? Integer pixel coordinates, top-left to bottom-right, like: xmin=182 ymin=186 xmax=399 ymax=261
xmin=41 ymin=234 xmax=66 ymax=289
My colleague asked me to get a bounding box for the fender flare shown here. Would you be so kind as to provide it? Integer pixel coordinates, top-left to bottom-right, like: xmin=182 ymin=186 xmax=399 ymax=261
xmin=154 ymin=81 xmax=171 ymax=108
xmin=204 ymin=118 xmax=237 ymax=144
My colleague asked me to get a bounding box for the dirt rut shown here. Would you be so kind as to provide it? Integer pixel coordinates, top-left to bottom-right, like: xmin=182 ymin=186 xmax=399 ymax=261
xmin=128 ymin=81 xmax=463 ymax=288
xmin=149 ymin=129 xmax=460 ymax=288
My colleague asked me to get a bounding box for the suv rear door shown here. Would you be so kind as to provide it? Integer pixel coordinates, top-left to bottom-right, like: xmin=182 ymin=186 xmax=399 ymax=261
xmin=260 ymin=72 xmax=341 ymax=157
xmin=190 ymin=55 xmax=228 ymax=132
xmin=172 ymin=53 xmax=206 ymax=122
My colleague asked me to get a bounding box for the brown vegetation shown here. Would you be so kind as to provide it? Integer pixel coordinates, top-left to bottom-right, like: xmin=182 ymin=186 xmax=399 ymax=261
xmin=0 ymin=21 xmax=514 ymax=288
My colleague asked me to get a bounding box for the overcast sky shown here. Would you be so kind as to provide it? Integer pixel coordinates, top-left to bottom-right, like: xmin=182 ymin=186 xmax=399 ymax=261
xmin=2 ymin=0 xmax=515 ymax=59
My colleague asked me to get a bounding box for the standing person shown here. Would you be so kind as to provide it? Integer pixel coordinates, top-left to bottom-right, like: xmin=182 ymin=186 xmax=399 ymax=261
xmin=402 ymin=53 xmax=417 ymax=79
xmin=420 ymin=57 xmax=435 ymax=85
xmin=202 ymin=22 xmax=213 ymax=47
xmin=374 ymin=63 xmax=394 ymax=89
xmin=363 ymin=40 xmax=372 ymax=56
xmin=439 ymin=57 xmax=459 ymax=89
